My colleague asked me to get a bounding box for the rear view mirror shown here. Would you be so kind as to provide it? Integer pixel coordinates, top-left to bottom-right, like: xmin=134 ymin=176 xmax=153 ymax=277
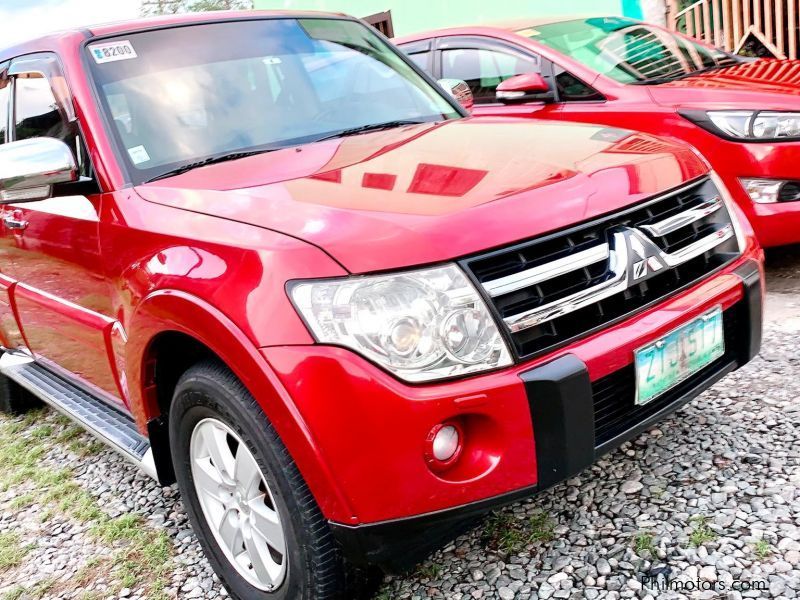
xmin=0 ymin=138 xmax=78 ymax=204
xmin=496 ymin=73 xmax=554 ymax=104
xmin=437 ymin=78 xmax=474 ymax=112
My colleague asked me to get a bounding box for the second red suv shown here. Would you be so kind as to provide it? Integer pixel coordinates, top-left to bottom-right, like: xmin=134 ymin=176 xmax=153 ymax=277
xmin=0 ymin=11 xmax=762 ymax=599
xmin=397 ymin=16 xmax=800 ymax=247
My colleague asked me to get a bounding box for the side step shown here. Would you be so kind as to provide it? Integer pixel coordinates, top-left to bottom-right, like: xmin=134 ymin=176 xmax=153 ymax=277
xmin=0 ymin=353 xmax=157 ymax=479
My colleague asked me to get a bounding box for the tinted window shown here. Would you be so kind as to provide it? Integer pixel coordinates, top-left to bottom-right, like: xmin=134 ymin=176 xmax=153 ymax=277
xmin=554 ymin=66 xmax=604 ymax=101
xmin=407 ymin=51 xmax=431 ymax=71
xmin=441 ymin=47 xmax=539 ymax=103
xmin=87 ymin=18 xmax=459 ymax=183
xmin=529 ymin=17 xmax=738 ymax=84
xmin=14 ymin=73 xmax=71 ymax=141
xmin=0 ymin=72 xmax=8 ymax=144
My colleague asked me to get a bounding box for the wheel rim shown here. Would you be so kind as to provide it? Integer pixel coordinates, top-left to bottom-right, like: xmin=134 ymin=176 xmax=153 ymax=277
xmin=190 ymin=418 xmax=288 ymax=591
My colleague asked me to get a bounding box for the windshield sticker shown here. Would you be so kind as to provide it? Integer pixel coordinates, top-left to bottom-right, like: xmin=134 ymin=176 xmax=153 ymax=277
xmin=90 ymin=40 xmax=138 ymax=64
xmin=127 ymin=145 xmax=150 ymax=165
xmin=262 ymin=56 xmax=282 ymax=65
xmin=517 ymin=28 xmax=540 ymax=37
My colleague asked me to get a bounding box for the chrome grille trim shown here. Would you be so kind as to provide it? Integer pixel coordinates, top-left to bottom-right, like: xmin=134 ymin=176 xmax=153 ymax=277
xmin=640 ymin=196 xmax=722 ymax=237
xmin=501 ymin=223 xmax=735 ymax=333
xmin=504 ymin=231 xmax=628 ymax=333
xmin=483 ymin=244 xmax=610 ymax=298
xmin=662 ymin=223 xmax=734 ymax=266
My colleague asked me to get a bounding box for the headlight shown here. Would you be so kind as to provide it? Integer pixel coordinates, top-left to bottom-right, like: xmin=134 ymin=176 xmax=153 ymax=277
xmin=684 ymin=110 xmax=800 ymax=140
xmin=289 ymin=264 xmax=512 ymax=382
xmin=741 ymin=178 xmax=800 ymax=203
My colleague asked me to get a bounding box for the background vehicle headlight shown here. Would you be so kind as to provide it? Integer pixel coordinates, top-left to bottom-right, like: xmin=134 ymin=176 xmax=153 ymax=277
xmin=289 ymin=264 xmax=512 ymax=382
xmin=688 ymin=110 xmax=800 ymax=140
xmin=741 ymin=178 xmax=800 ymax=203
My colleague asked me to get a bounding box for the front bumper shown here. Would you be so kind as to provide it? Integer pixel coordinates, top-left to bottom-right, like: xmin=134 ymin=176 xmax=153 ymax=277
xmin=328 ymin=259 xmax=762 ymax=571
xmin=263 ymin=255 xmax=763 ymax=571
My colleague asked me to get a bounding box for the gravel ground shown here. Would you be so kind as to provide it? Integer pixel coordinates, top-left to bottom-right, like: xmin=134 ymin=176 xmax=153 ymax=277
xmin=0 ymin=247 xmax=799 ymax=600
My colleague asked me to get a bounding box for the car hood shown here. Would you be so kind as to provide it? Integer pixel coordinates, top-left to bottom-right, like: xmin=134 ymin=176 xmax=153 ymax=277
xmin=137 ymin=117 xmax=707 ymax=274
xmin=649 ymin=59 xmax=800 ymax=110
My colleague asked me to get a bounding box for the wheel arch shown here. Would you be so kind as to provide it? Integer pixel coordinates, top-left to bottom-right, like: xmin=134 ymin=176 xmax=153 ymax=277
xmin=127 ymin=288 xmax=353 ymax=522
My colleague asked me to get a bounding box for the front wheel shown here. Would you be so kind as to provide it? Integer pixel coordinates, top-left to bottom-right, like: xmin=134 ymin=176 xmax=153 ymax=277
xmin=169 ymin=361 xmax=345 ymax=600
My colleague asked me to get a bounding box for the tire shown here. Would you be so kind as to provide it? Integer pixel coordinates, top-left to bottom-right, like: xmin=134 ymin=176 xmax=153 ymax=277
xmin=0 ymin=368 xmax=39 ymax=415
xmin=169 ymin=361 xmax=345 ymax=600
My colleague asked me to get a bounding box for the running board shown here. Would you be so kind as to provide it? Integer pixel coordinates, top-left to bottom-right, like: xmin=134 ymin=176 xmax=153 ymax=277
xmin=0 ymin=353 xmax=157 ymax=480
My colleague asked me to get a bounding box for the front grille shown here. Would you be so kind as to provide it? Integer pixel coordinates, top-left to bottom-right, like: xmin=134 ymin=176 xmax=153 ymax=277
xmin=462 ymin=177 xmax=740 ymax=359
xmin=592 ymin=305 xmax=739 ymax=447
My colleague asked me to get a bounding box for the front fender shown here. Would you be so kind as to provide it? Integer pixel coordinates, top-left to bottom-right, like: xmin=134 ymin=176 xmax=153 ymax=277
xmin=126 ymin=288 xmax=355 ymax=523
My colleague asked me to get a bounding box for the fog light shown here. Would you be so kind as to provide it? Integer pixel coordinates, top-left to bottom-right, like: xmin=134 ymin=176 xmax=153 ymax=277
xmin=425 ymin=423 xmax=462 ymax=470
xmin=741 ymin=178 xmax=800 ymax=203
xmin=432 ymin=425 xmax=459 ymax=461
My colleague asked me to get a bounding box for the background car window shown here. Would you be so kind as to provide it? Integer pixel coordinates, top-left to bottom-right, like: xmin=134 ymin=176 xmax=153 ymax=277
xmin=406 ymin=51 xmax=431 ymax=71
xmin=0 ymin=76 xmax=8 ymax=144
xmin=441 ymin=47 xmax=539 ymax=103
xmin=554 ymin=66 xmax=604 ymax=102
xmin=14 ymin=73 xmax=71 ymax=141
xmin=530 ymin=17 xmax=736 ymax=84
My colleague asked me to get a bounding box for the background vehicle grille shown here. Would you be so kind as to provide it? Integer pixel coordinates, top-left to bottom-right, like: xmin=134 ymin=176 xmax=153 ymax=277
xmin=461 ymin=177 xmax=740 ymax=359
xmin=592 ymin=305 xmax=739 ymax=448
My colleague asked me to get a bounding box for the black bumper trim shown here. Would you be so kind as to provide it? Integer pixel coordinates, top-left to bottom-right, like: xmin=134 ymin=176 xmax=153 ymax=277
xmin=520 ymin=354 xmax=594 ymax=490
xmin=733 ymin=259 xmax=763 ymax=365
xmin=329 ymin=485 xmax=537 ymax=572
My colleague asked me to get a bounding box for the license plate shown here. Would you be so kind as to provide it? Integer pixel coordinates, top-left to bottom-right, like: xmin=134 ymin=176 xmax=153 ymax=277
xmin=634 ymin=306 xmax=724 ymax=406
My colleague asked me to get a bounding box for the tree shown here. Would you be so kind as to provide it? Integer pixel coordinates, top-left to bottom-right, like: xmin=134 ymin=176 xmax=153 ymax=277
xmin=140 ymin=0 xmax=253 ymax=16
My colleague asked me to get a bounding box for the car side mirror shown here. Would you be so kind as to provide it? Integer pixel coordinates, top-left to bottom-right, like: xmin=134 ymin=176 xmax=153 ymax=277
xmin=0 ymin=138 xmax=78 ymax=204
xmin=437 ymin=78 xmax=474 ymax=112
xmin=496 ymin=73 xmax=554 ymax=104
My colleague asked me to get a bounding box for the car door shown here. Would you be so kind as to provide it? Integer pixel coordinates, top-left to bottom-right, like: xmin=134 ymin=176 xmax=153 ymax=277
xmin=1 ymin=54 xmax=126 ymax=408
xmin=0 ymin=62 xmax=26 ymax=352
xmin=433 ymin=36 xmax=561 ymax=118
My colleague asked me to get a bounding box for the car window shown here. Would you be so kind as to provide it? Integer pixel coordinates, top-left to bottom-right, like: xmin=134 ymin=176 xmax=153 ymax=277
xmin=441 ymin=47 xmax=539 ymax=103
xmin=406 ymin=51 xmax=432 ymax=71
xmin=554 ymin=66 xmax=604 ymax=102
xmin=529 ymin=17 xmax=736 ymax=84
xmin=14 ymin=73 xmax=72 ymax=141
xmin=0 ymin=71 xmax=8 ymax=144
xmin=87 ymin=18 xmax=459 ymax=183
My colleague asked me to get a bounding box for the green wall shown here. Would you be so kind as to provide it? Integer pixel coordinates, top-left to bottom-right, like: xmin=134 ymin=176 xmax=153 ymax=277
xmin=254 ymin=0 xmax=641 ymax=36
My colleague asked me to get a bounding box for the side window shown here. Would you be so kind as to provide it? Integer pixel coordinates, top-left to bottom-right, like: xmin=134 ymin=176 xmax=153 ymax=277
xmin=441 ymin=46 xmax=539 ymax=104
xmin=407 ymin=51 xmax=432 ymax=72
xmin=0 ymin=67 xmax=8 ymax=144
xmin=553 ymin=65 xmax=604 ymax=102
xmin=14 ymin=73 xmax=71 ymax=142
xmin=398 ymin=41 xmax=432 ymax=74
xmin=11 ymin=63 xmax=92 ymax=182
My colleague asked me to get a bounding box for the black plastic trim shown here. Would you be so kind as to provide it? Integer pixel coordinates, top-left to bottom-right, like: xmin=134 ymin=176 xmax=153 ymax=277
xmin=520 ymin=354 xmax=594 ymax=489
xmin=733 ymin=259 xmax=764 ymax=364
xmin=147 ymin=416 xmax=176 ymax=485
xmin=329 ymin=484 xmax=537 ymax=572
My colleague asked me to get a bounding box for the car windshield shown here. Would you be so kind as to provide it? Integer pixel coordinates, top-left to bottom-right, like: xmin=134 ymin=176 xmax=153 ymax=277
xmin=87 ymin=17 xmax=460 ymax=183
xmin=525 ymin=17 xmax=738 ymax=84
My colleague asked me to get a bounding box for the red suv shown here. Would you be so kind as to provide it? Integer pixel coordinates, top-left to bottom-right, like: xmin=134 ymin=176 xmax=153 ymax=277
xmin=0 ymin=11 xmax=762 ymax=600
xmin=397 ymin=16 xmax=800 ymax=247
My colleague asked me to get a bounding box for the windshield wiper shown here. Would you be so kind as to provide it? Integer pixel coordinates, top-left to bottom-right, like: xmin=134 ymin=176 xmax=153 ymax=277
xmin=632 ymin=59 xmax=741 ymax=85
xmin=147 ymin=148 xmax=282 ymax=183
xmin=310 ymin=119 xmax=433 ymax=144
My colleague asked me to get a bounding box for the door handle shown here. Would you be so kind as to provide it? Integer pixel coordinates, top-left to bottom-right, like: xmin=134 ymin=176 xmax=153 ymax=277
xmin=3 ymin=215 xmax=28 ymax=231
